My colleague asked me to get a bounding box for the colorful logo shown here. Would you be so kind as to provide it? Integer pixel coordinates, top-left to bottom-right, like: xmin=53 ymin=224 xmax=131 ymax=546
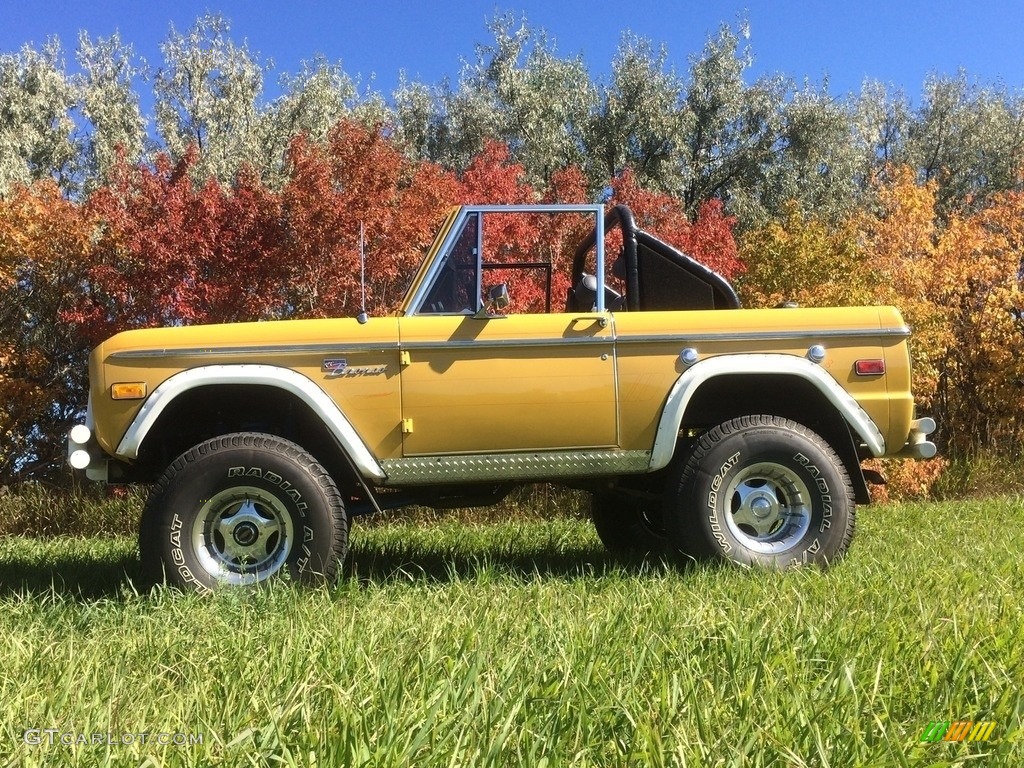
xmin=920 ymin=720 xmax=997 ymax=743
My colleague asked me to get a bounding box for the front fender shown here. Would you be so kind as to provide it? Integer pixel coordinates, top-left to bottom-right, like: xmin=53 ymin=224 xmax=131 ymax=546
xmin=114 ymin=364 xmax=386 ymax=481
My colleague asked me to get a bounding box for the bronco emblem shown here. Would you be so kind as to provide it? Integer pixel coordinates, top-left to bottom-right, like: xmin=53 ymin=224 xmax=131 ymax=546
xmin=322 ymin=358 xmax=387 ymax=378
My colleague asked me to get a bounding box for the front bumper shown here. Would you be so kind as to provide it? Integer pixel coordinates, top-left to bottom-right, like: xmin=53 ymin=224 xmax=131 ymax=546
xmin=66 ymin=424 xmax=109 ymax=482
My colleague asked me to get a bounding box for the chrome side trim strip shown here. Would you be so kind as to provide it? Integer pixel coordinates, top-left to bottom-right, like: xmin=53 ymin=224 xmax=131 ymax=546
xmin=401 ymin=335 xmax=612 ymax=350
xmin=649 ymin=354 xmax=887 ymax=471
xmin=109 ymin=342 xmax=398 ymax=360
xmin=109 ymin=326 xmax=907 ymax=360
xmin=380 ymin=449 xmax=651 ymax=485
xmin=115 ymin=364 xmax=386 ymax=481
xmin=618 ymin=327 xmax=911 ymax=345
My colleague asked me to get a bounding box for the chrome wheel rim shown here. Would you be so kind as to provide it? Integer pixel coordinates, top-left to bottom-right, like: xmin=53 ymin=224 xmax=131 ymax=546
xmin=722 ymin=462 xmax=812 ymax=554
xmin=192 ymin=486 xmax=295 ymax=585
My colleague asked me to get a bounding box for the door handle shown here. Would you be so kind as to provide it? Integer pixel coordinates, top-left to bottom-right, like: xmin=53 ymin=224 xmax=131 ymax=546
xmin=572 ymin=315 xmax=609 ymax=328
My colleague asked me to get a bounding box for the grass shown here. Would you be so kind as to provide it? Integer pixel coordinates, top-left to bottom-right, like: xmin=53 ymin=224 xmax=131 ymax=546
xmin=0 ymin=494 xmax=1022 ymax=766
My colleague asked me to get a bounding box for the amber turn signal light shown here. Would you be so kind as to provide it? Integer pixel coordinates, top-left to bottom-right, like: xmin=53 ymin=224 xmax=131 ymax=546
xmin=111 ymin=382 xmax=148 ymax=400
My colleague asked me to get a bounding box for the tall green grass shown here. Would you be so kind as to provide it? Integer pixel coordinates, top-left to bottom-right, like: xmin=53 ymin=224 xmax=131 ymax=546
xmin=0 ymin=484 xmax=144 ymax=538
xmin=0 ymin=496 xmax=1021 ymax=766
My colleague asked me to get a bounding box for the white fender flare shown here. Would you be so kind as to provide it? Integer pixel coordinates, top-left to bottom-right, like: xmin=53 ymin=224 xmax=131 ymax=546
xmin=649 ymin=354 xmax=886 ymax=471
xmin=115 ymin=364 xmax=386 ymax=481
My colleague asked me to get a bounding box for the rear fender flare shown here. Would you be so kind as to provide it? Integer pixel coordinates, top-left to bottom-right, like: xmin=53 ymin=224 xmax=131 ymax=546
xmin=649 ymin=354 xmax=886 ymax=471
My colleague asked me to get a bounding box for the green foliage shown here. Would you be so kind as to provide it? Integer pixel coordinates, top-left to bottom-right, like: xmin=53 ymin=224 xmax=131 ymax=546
xmin=75 ymin=31 xmax=146 ymax=189
xmin=737 ymin=86 xmax=863 ymax=227
xmin=0 ymin=497 xmax=1022 ymax=765
xmin=153 ymin=14 xmax=267 ymax=185
xmin=677 ymin=21 xmax=789 ymax=216
xmin=3 ymin=11 xmax=1024 ymax=218
xmin=0 ymin=41 xmax=77 ymax=194
xmin=586 ymin=34 xmax=685 ymax=191
xmin=910 ymin=73 xmax=1024 ymax=214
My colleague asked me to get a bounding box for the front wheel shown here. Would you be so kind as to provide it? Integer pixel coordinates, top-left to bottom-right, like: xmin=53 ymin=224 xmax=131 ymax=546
xmin=664 ymin=415 xmax=855 ymax=569
xmin=139 ymin=433 xmax=348 ymax=590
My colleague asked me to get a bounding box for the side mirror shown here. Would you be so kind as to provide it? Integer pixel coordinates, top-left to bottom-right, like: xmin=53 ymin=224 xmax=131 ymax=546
xmin=489 ymin=283 xmax=510 ymax=310
xmin=473 ymin=283 xmax=510 ymax=319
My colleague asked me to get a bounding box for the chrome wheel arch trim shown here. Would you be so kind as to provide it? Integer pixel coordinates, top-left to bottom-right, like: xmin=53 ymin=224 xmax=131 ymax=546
xmin=650 ymin=354 xmax=886 ymax=471
xmin=114 ymin=364 xmax=386 ymax=481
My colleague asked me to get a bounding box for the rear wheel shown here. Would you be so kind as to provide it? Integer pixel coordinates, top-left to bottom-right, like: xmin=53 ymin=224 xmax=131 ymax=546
xmin=590 ymin=491 xmax=667 ymax=556
xmin=139 ymin=433 xmax=347 ymax=590
xmin=664 ymin=415 xmax=855 ymax=569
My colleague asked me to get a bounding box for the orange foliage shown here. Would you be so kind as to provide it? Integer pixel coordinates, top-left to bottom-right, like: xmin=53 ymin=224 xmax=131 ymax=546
xmin=0 ymin=182 xmax=98 ymax=478
xmin=863 ymin=456 xmax=950 ymax=504
xmin=741 ymin=165 xmax=1024 ymax=459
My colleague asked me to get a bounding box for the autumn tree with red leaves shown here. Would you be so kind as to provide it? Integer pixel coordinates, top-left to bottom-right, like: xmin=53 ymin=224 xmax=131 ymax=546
xmin=610 ymin=169 xmax=743 ymax=280
xmin=70 ymin=147 xmax=288 ymax=345
xmin=281 ymin=120 xmax=460 ymax=317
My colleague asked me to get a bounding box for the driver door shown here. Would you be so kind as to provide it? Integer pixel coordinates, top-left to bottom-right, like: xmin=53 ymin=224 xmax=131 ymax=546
xmin=397 ymin=312 xmax=616 ymax=456
xmin=397 ymin=207 xmax=614 ymax=460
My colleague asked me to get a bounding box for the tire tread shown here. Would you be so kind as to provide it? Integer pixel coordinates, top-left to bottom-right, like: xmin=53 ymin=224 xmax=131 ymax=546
xmin=666 ymin=414 xmax=856 ymax=567
xmin=139 ymin=432 xmax=347 ymax=588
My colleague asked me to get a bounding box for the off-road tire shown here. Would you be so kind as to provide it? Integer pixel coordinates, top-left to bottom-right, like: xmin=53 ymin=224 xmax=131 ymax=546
xmin=664 ymin=415 xmax=855 ymax=569
xmin=590 ymin=492 xmax=667 ymax=556
xmin=139 ymin=433 xmax=347 ymax=590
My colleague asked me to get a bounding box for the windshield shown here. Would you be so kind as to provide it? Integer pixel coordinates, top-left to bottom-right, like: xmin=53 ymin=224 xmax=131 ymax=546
xmin=419 ymin=212 xmax=480 ymax=314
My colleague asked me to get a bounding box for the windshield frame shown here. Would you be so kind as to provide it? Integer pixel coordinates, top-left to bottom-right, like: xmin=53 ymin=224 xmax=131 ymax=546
xmin=401 ymin=204 xmax=607 ymax=316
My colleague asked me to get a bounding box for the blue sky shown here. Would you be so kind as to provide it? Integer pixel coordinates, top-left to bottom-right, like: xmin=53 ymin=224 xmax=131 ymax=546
xmin=4 ymin=0 xmax=1024 ymax=103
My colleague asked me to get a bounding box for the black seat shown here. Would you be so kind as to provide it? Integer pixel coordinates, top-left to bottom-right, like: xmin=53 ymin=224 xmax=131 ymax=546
xmin=570 ymin=273 xmax=624 ymax=311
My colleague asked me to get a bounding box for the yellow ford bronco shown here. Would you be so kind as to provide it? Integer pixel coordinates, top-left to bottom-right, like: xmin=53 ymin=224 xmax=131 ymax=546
xmin=67 ymin=204 xmax=935 ymax=589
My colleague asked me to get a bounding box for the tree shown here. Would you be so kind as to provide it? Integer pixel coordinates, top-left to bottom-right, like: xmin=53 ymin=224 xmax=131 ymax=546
xmin=281 ymin=119 xmax=460 ymax=317
xmin=0 ymin=41 xmax=77 ymax=196
xmin=75 ymin=31 xmax=147 ymax=190
xmin=153 ymin=14 xmax=266 ymax=184
xmin=396 ymin=15 xmax=595 ymax=189
xmin=676 ymin=21 xmax=788 ymax=216
xmin=0 ymin=182 xmax=97 ymax=480
xmin=73 ymin=147 xmax=289 ymax=340
xmin=392 ymin=75 xmax=438 ymax=161
xmin=470 ymin=14 xmax=595 ymax=187
xmin=737 ymin=201 xmax=868 ymax=308
xmin=737 ymin=86 xmax=862 ymax=226
xmin=585 ymin=35 xmax=686 ymax=194
xmin=261 ymin=56 xmax=392 ymax=188
xmin=851 ymin=80 xmax=911 ymax=174
xmin=908 ymin=73 xmax=1024 ymax=214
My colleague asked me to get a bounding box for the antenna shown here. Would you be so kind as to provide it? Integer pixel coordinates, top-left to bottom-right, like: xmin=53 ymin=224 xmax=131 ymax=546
xmin=357 ymin=221 xmax=369 ymax=324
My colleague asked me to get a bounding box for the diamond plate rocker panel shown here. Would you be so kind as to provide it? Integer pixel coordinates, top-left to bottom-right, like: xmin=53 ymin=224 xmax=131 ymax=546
xmin=380 ymin=450 xmax=651 ymax=485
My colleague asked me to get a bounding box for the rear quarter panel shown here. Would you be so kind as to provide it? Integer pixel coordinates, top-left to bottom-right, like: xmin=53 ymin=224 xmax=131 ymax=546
xmin=613 ymin=306 xmax=909 ymax=454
